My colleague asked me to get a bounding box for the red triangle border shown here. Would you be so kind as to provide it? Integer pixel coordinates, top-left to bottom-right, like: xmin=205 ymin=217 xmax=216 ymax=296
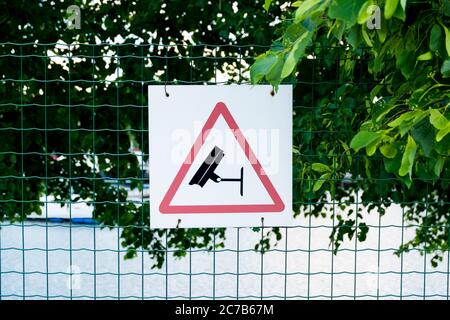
xmin=159 ymin=102 xmax=285 ymax=214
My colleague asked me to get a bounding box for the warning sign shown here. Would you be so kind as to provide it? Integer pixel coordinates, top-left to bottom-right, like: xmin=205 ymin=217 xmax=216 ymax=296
xmin=149 ymin=85 xmax=292 ymax=228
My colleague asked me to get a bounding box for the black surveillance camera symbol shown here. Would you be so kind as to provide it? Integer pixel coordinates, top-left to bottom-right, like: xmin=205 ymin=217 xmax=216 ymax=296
xmin=189 ymin=146 xmax=244 ymax=196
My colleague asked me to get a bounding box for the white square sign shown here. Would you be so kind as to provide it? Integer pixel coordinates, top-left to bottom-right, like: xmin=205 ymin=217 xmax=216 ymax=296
xmin=149 ymin=85 xmax=292 ymax=228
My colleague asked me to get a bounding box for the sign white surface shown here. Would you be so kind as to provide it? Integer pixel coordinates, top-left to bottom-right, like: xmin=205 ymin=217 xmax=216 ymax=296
xmin=149 ymin=85 xmax=292 ymax=228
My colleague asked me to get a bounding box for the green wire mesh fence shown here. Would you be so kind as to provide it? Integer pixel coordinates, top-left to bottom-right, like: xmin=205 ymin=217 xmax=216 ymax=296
xmin=0 ymin=42 xmax=449 ymax=299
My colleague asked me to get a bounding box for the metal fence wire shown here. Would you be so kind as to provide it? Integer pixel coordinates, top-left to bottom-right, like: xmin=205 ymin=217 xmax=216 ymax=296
xmin=0 ymin=42 xmax=449 ymax=300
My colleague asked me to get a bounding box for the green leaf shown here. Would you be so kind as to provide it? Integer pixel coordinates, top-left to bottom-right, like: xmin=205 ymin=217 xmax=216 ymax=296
xmin=430 ymin=24 xmax=443 ymax=53
xmin=266 ymin=54 xmax=285 ymax=85
xmin=328 ymin=0 xmax=366 ymax=25
xmin=416 ymin=158 xmax=441 ymax=182
xmin=445 ymin=1 xmax=450 ymax=17
xmin=380 ymin=143 xmax=398 ymax=158
xmin=437 ymin=123 xmax=450 ymax=142
xmin=329 ymin=19 xmax=346 ymax=40
xmin=366 ymin=135 xmax=382 ymax=155
xmin=435 ymin=132 xmax=450 ymax=155
xmin=396 ymin=49 xmax=415 ymax=79
xmin=250 ymin=52 xmax=284 ymax=86
xmin=399 ymin=135 xmax=417 ymax=178
xmin=350 ymin=131 xmax=381 ymax=152
xmin=312 ymin=162 xmax=331 ymax=173
xmin=364 ymin=156 xmax=372 ymax=179
xmin=384 ymin=153 xmax=401 ymax=173
xmin=284 ymin=23 xmax=304 ymax=42
xmin=281 ymin=31 xmax=312 ymax=78
xmin=313 ymin=173 xmax=330 ymax=192
xmin=384 ymin=0 xmax=399 ymax=19
xmin=250 ymin=53 xmax=278 ymax=84
xmin=399 ymin=175 xmax=412 ymax=189
xmin=429 ymin=109 xmax=449 ymax=130
xmin=357 ymin=0 xmax=374 ymax=24
xmin=294 ymin=0 xmax=326 ymax=23
xmin=433 ymin=157 xmax=445 ymax=177
xmin=346 ymin=25 xmax=361 ymax=48
xmin=441 ymin=23 xmax=450 ymax=57
xmin=361 ymin=24 xmax=372 ymax=47
xmin=340 ymin=140 xmax=352 ymax=165
xmin=417 ymin=51 xmax=433 ymax=61
xmin=388 ymin=111 xmax=419 ymax=128
xmin=441 ymin=59 xmax=450 ymax=78
xmin=376 ymin=16 xmax=387 ymax=43
xmin=399 ymin=111 xmax=428 ymax=136
xmin=411 ymin=119 xmax=435 ymax=157
xmin=393 ymin=0 xmax=407 ymax=21
xmin=263 ymin=0 xmax=273 ymax=11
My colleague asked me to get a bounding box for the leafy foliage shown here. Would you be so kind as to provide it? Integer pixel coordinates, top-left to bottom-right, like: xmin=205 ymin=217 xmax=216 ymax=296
xmin=253 ymin=0 xmax=450 ymax=266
